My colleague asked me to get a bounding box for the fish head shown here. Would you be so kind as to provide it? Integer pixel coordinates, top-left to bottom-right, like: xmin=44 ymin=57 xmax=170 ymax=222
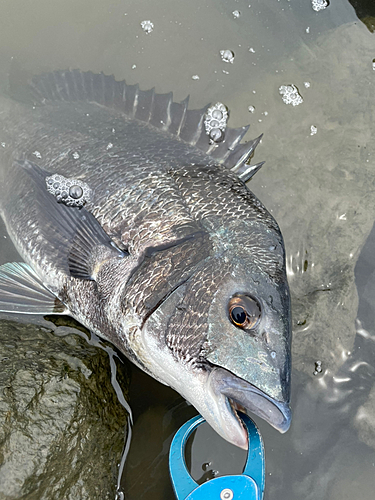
xmin=204 ymin=263 xmax=291 ymax=444
xmin=139 ymin=218 xmax=291 ymax=450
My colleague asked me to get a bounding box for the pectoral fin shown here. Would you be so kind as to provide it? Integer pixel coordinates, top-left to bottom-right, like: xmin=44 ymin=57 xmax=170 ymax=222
xmin=0 ymin=262 xmax=67 ymax=314
xmin=15 ymin=159 xmax=127 ymax=280
xmin=67 ymin=213 xmax=126 ymax=280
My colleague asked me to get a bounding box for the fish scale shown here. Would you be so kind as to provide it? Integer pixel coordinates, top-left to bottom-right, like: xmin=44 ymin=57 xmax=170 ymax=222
xmin=0 ymin=69 xmax=292 ymax=449
xmin=166 ymin=259 xmax=228 ymax=365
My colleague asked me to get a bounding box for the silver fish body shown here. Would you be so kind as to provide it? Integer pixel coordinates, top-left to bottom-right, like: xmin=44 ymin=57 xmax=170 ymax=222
xmin=0 ymin=70 xmax=291 ymax=448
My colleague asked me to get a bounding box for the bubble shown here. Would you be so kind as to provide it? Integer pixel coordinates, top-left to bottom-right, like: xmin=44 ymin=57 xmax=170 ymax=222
xmin=53 ymin=182 xmax=60 ymax=189
xmin=220 ymin=49 xmax=235 ymax=63
xmin=69 ymin=185 xmax=83 ymax=199
xmin=140 ymin=20 xmax=154 ymax=34
xmin=212 ymin=109 xmax=223 ymax=120
xmin=271 ymin=351 xmax=276 ymax=359
xmin=61 ymin=191 xmax=68 ymax=199
xmin=311 ymin=0 xmax=329 ymax=12
xmin=248 ymin=105 xmax=255 ymax=113
xmin=232 ymin=10 xmax=241 ymax=18
xmin=209 ymin=128 xmax=224 ymax=142
xmin=279 ymin=84 xmax=303 ymax=106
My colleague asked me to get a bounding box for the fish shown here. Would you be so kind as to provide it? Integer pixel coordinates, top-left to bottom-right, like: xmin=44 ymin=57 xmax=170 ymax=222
xmin=0 ymin=69 xmax=291 ymax=449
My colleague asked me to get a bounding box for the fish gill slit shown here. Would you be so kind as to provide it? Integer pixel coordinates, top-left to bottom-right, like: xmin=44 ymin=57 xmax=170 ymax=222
xmin=140 ymin=277 xmax=191 ymax=330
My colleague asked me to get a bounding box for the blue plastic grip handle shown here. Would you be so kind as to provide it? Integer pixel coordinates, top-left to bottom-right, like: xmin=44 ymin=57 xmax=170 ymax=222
xmin=169 ymin=412 xmax=265 ymax=500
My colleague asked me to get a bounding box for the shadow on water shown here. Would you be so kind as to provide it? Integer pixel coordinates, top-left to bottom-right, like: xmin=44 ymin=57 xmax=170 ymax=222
xmin=0 ymin=0 xmax=375 ymax=499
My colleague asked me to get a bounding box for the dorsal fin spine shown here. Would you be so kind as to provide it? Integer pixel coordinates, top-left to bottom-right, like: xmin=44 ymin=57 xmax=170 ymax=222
xmin=24 ymin=69 xmax=263 ymax=171
xmin=132 ymin=86 xmax=139 ymax=118
xmin=177 ymin=96 xmax=189 ymax=137
xmin=148 ymin=88 xmax=155 ymax=123
xmin=164 ymin=93 xmax=172 ymax=129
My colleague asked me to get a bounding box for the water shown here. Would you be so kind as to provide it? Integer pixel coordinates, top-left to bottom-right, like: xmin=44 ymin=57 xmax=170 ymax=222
xmin=1 ymin=0 xmax=375 ymax=498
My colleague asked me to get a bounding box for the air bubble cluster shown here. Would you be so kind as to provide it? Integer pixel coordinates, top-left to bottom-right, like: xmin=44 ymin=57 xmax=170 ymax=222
xmin=45 ymin=174 xmax=91 ymax=208
xmin=313 ymin=360 xmax=322 ymax=375
xmin=279 ymin=84 xmax=303 ymax=106
xmin=140 ymin=20 xmax=154 ymax=34
xmin=311 ymin=0 xmax=329 ymax=12
xmin=204 ymin=102 xmax=228 ymax=143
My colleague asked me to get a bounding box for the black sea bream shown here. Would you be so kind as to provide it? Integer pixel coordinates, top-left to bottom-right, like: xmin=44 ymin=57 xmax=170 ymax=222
xmin=0 ymin=70 xmax=291 ymax=448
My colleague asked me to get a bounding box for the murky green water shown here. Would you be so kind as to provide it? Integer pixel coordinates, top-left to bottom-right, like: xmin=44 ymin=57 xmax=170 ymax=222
xmin=1 ymin=0 xmax=375 ymax=498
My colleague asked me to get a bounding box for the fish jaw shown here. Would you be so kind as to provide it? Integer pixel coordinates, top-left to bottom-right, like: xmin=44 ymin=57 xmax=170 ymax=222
xmin=206 ymin=367 xmax=292 ymax=447
xmin=137 ymin=323 xmax=249 ymax=448
xmin=139 ymin=318 xmax=291 ymax=449
xmin=185 ymin=366 xmax=291 ymax=450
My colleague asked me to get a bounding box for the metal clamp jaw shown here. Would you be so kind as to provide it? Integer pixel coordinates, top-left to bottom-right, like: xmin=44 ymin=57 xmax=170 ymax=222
xmin=169 ymin=413 xmax=265 ymax=500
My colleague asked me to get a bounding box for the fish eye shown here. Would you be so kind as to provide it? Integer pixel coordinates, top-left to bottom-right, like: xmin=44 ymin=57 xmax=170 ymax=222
xmin=228 ymin=295 xmax=261 ymax=329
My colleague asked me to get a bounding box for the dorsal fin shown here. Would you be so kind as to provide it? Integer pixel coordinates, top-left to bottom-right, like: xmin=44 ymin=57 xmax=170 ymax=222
xmin=20 ymin=69 xmax=262 ymax=173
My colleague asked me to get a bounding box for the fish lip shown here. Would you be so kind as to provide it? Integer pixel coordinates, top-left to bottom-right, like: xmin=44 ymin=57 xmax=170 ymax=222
xmin=208 ymin=366 xmax=292 ymax=445
xmin=226 ymin=384 xmax=292 ymax=433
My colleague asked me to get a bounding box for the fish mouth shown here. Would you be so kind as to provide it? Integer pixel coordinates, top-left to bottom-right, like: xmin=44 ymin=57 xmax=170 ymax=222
xmin=206 ymin=366 xmax=292 ymax=449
